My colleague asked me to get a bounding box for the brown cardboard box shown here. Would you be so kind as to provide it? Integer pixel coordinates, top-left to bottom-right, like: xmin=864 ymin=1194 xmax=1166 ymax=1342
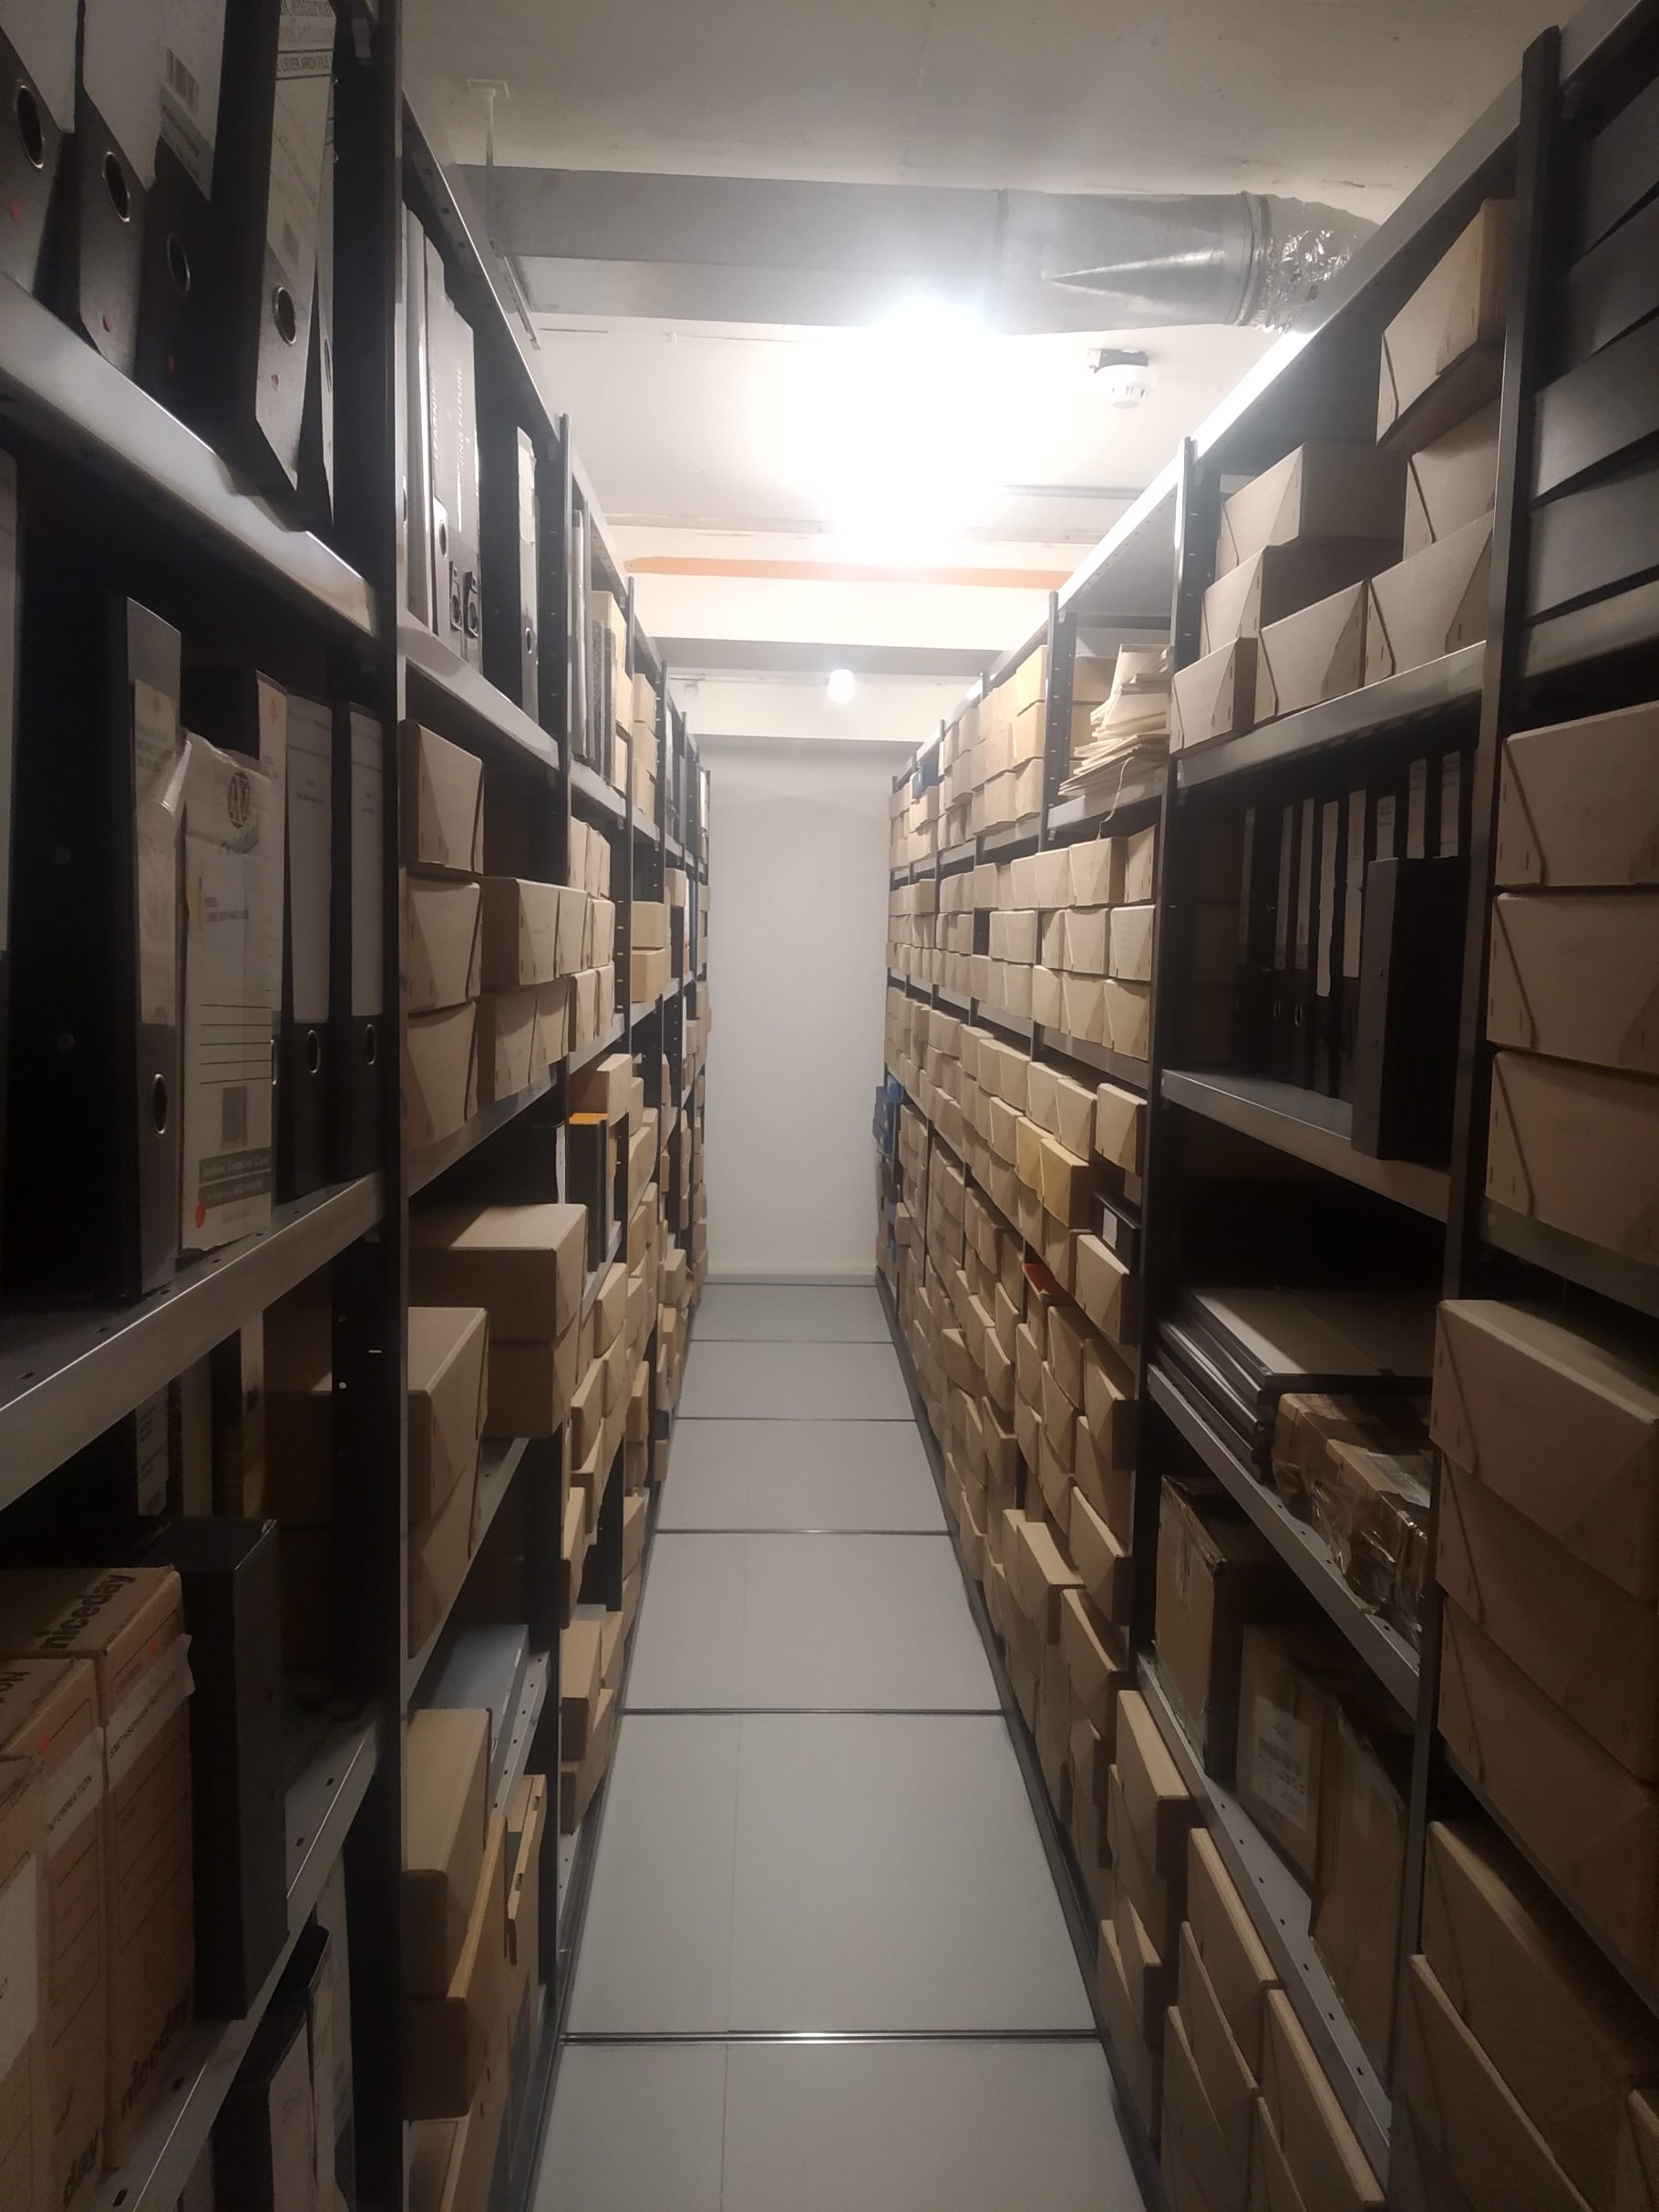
xmin=1216 ymin=441 xmax=1408 ymax=573
xmin=410 ymin=1203 xmax=588 ymax=1344
xmin=1252 ymin=2114 xmax=1311 ymax=2212
xmin=0 ymin=1761 xmax=50 ymax=2212
xmin=1619 ymin=2094 xmax=1659 ymax=2212
xmin=1061 ymin=1588 xmax=1127 ymax=1735
xmin=633 ymin=900 xmax=668 ymax=952
xmin=408 ymin=1306 xmax=489 ymax=1526
xmin=1363 ymin=514 xmax=1492 ymax=684
xmin=1162 ymin=2125 xmax=1211 ymax=2212
xmin=1061 ymin=908 xmax=1110 ymax=975
xmin=1201 ymin=540 xmax=1392 ymax=653
xmin=1397 ymin=1955 xmax=1589 ymax=2212
xmin=1115 ymin=1882 xmax=1177 ymax=2040
xmin=1038 ymin=1134 xmax=1091 ymax=1226
xmin=1188 ymin=1827 xmax=1279 ymax=2075
xmin=1423 ymin=1821 xmax=1659 ymax=2208
xmin=1107 ymin=979 xmax=1151 ymax=1060
xmin=1260 ymin=1989 xmax=1385 ymax=2212
xmin=571 ymin=1052 xmax=631 ymax=1121
xmin=554 ymin=886 xmax=589 ymax=977
xmin=1431 ymin=1300 xmax=1659 ymax=1600
xmin=1496 ymin=702 xmax=1659 ymax=890
xmin=1178 ymin=1921 xmax=1257 ymax=2185
xmin=560 ymin=1685 xmax=617 ymax=1834
xmin=1097 ymin=1919 xmax=1162 ymax=2139
xmin=1311 ymin=1697 xmax=1410 ymax=2084
xmin=1008 ymin=1516 xmax=1080 ymax=1642
xmin=632 ymin=944 xmax=671 ymax=1004
xmin=1254 ymin=584 xmax=1369 ymax=724
xmin=0 ymin=1664 xmax=100 ymax=2211
xmin=1118 ymin=1687 xmax=1198 ymax=1877
xmin=406 ymin=1004 xmax=479 ymax=1149
xmin=1170 ymin=639 xmax=1257 ymax=753
xmin=1487 ymin=1052 xmax=1659 ymax=1261
xmin=475 ymin=990 xmax=538 ymax=1106
xmin=1109 ymin=1768 xmax=1185 ymax=1964
xmin=1081 ymin=1343 xmax=1137 ymax=1487
xmin=1122 ymin=824 xmax=1158 ymax=905
xmin=1068 ymin=840 xmax=1119 ymax=907
xmin=1070 ymin=1490 xmax=1131 ymax=1626
xmin=1393 ymin=2102 xmax=1479 ymax=2212
xmin=404 ymin=1813 xmax=508 ymax=2120
xmin=406 ymin=722 xmax=484 ymax=877
xmin=408 ymin=1449 xmax=479 ymax=1658
xmin=1488 ymin=892 xmax=1659 ymax=1075
xmin=1404 ymin=399 xmax=1500 ymax=558
xmin=1438 ymin=1450 xmax=1659 ymax=1775
xmin=1234 ymin=1621 xmax=1351 ymax=1884
xmin=1439 ymin=1600 xmax=1659 ymax=1972
xmin=1155 ymin=1478 xmax=1290 ymax=1775
xmin=1163 ymin=2001 xmax=1249 ymax=2212
xmin=487 ymin=1326 xmax=579 ymax=1438
xmin=1109 ymin=902 xmax=1155 ymax=983
xmin=1095 ymin=1082 xmax=1144 ymax=1177
xmin=0 ymin=1571 xmax=193 ymax=2168
xmin=403 ymin=1709 xmax=489 ymax=1998
xmin=479 ymin=878 xmax=566 ymax=991
xmin=1377 ymin=200 xmax=1512 ymax=448
xmin=560 ymin=1621 xmax=603 ymax=1763
xmin=1062 ymin=971 xmax=1110 ymax=1045
xmin=407 ymin=878 xmax=483 ymax=1013
xmin=1074 ymin=1235 xmax=1139 ymax=1349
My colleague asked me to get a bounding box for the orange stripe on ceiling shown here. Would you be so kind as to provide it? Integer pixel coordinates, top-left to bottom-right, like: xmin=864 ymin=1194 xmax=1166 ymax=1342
xmin=625 ymin=555 xmax=1072 ymax=589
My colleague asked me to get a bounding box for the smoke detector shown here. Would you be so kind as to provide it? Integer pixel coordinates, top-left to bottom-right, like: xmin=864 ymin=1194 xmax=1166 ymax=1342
xmin=1090 ymin=347 xmax=1152 ymax=408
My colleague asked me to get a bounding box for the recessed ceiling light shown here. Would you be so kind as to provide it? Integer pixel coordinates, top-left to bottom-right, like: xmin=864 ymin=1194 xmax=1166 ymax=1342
xmin=827 ymin=668 xmax=858 ymax=705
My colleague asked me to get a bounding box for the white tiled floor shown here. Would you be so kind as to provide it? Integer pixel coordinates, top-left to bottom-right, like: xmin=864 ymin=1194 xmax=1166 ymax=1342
xmin=539 ymin=1283 xmax=1146 ymax=2211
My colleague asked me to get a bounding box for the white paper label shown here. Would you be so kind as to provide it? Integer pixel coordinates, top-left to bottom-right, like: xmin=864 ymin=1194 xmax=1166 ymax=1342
xmin=286 ymin=699 xmax=333 ymax=1026
xmin=1251 ymin=1695 xmax=1312 ymax=1829
xmin=83 ymin=0 xmax=162 ymax=186
xmin=133 ymin=679 xmax=189 ymax=1032
xmin=46 ymin=1727 xmax=106 ymax=1846
xmin=0 ymin=454 xmax=15 ymax=959
xmin=0 ymin=1852 xmax=39 ymax=2081
xmin=349 ymin=714 xmax=384 ymax=1019
xmin=265 ymin=0 xmax=333 ymax=290
xmin=0 ymin=0 xmax=77 ymax=127
xmin=159 ymin=0 xmax=225 ymax=193
xmin=106 ymin=1634 xmax=192 ymax=1791
xmin=181 ymin=736 xmax=278 ymax=1248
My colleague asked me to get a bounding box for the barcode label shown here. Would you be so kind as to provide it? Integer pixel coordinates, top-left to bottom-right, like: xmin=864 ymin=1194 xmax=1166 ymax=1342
xmin=165 ymin=48 xmax=201 ymax=114
xmin=221 ymin=1085 xmax=249 ymax=1147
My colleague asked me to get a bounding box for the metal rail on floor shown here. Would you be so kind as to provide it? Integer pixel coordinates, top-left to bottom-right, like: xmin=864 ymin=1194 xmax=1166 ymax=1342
xmin=876 ymin=1273 xmax=1166 ymax=2212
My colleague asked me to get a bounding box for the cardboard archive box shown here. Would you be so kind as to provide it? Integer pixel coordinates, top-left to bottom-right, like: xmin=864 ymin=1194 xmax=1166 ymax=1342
xmin=0 ymin=1758 xmax=53 ymax=2212
xmin=1155 ymin=1478 xmax=1291 ymax=1775
xmin=1487 ymin=892 xmax=1659 ymax=1074
xmin=1363 ymin=512 xmax=1493 ymax=683
xmin=1377 ymin=201 xmax=1513 ymax=449
xmin=0 ymin=1569 xmax=193 ymax=2167
xmin=1215 ymin=442 xmax=1407 ymax=573
xmin=406 ymin=722 xmax=485 ymax=877
xmin=1486 ymin=1053 xmax=1659 ymax=1260
xmin=411 ymin=1204 xmax=587 ymax=1438
xmin=1495 ymin=702 xmax=1659 ymax=890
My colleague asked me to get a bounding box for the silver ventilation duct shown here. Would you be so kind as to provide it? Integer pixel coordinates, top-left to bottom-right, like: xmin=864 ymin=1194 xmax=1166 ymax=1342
xmin=459 ymin=167 xmax=1374 ymax=334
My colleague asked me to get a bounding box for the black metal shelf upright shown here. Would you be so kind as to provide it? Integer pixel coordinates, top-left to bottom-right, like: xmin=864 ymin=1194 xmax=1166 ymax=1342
xmin=0 ymin=11 xmax=708 ymax=2209
xmin=882 ymin=3 xmax=1659 ymax=2197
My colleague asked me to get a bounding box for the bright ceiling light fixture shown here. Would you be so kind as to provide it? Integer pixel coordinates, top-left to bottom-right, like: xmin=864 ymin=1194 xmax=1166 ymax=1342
xmin=827 ymin=668 xmax=858 ymax=705
xmin=785 ymin=297 xmax=1001 ymax=564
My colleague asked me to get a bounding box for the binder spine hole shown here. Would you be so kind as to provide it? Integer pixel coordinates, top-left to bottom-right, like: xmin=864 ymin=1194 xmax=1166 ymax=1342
xmin=15 ymin=85 xmax=43 ymax=170
xmin=364 ymin=1024 xmax=378 ymax=1067
xmin=165 ymin=234 xmax=191 ymax=298
xmin=102 ymin=152 xmax=130 ymax=222
xmin=272 ymin=285 xmax=298 ymax=345
xmin=150 ymin=1075 xmax=169 ymax=1134
xmin=305 ymin=1029 xmax=322 ymax=1076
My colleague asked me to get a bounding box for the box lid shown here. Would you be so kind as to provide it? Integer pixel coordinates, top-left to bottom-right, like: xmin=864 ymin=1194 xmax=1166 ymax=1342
xmin=408 ymin=1307 xmax=489 ymax=1526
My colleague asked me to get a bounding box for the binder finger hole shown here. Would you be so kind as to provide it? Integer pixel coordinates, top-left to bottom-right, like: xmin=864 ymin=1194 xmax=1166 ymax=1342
xmin=150 ymin=1075 xmax=169 ymax=1134
xmin=102 ymin=152 xmax=130 ymax=222
xmin=272 ymin=285 xmax=298 ymax=345
xmin=15 ymin=86 xmax=44 ymax=170
xmin=166 ymin=233 xmax=191 ymax=298
xmin=364 ymin=1024 xmax=379 ymax=1067
xmin=305 ymin=1028 xmax=322 ymax=1076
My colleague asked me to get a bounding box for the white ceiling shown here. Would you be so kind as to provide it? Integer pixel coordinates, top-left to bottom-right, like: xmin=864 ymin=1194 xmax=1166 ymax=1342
xmin=407 ymin=0 xmax=1559 ymax=687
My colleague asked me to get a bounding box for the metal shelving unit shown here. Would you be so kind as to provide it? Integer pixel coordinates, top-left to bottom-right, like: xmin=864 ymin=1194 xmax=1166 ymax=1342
xmin=1160 ymin=1068 xmax=1450 ymax=1221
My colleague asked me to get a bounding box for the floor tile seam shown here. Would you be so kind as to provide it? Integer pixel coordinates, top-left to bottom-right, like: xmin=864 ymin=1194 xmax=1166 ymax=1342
xmin=562 ymin=2029 xmax=1106 ymax=2047
xmin=650 ymin=1527 xmax=954 ymax=1539
xmin=623 ymin=1705 xmax=1006 ymax=1718
xmin=677 ymin=1415 xmax=918 ymax=1424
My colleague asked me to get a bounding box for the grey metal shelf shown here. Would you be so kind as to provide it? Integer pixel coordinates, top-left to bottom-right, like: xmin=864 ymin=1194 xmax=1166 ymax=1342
xmin=408 ymin=1068 xmax=560 ymax=1199
xmin=570 ymin=1017 xmax=627 ymax=1077
xmin=1138 ymin=1661 xmax=1392 ymax=2182
xmin=493 ymin=1651 xmax=552 ymax=1819
xmin=633 ymin=804 xmax=663 ymax=842
xmin=0 ymin=274 xmax=375 ymax=642
xmin=1480 ymin=1200 xmax=1659 ymax=1322
xmin=1162 ymin=1069 xmax=1451 ymax=1221
xmin=92 ymin=1707 xmax=378 ymax=2212
xmin=1525 ymin=578 xmax=1659 ymax=684
xmin=0 ymin=1176 xmax=383 ymax=1515
xmin=979 ymin=817 xmax=1042 ymax=859
xmin=401 ymin=618 xmax=561 ymax=777
xmin=571 ymin=756 xmax=627 ymax=823
xmin=1176 ymin=645 xmax=1485 ymax=792
xmin=1046 ymin=760 xmax=1166 ymax=838
xmin=1148 ymin=1363 xmax=1421 ymax=1713
xmin=405 ymin=1437 xmax=531 ymax=1698
xmin=1038 ymin=1027 xmax=1150 ymax=1094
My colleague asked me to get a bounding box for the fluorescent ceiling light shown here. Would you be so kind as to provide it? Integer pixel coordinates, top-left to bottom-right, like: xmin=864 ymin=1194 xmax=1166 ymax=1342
xmin=827 ymin=668 xmax=858 ymax=705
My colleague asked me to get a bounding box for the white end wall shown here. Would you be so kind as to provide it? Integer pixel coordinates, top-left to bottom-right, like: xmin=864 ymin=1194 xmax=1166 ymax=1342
xmin=702 ymin=736 xmax=902 ymax=1281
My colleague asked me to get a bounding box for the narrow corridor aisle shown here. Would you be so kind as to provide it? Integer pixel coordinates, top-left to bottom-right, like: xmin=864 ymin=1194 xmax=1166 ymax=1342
xmin=537 ymin=1282 xmax=1148 ymax=2211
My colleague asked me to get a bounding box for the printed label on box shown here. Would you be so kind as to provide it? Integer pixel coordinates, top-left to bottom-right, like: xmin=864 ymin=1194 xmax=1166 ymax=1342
xmin=1251 ymin=1695 xmax=1312 ymax=1827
